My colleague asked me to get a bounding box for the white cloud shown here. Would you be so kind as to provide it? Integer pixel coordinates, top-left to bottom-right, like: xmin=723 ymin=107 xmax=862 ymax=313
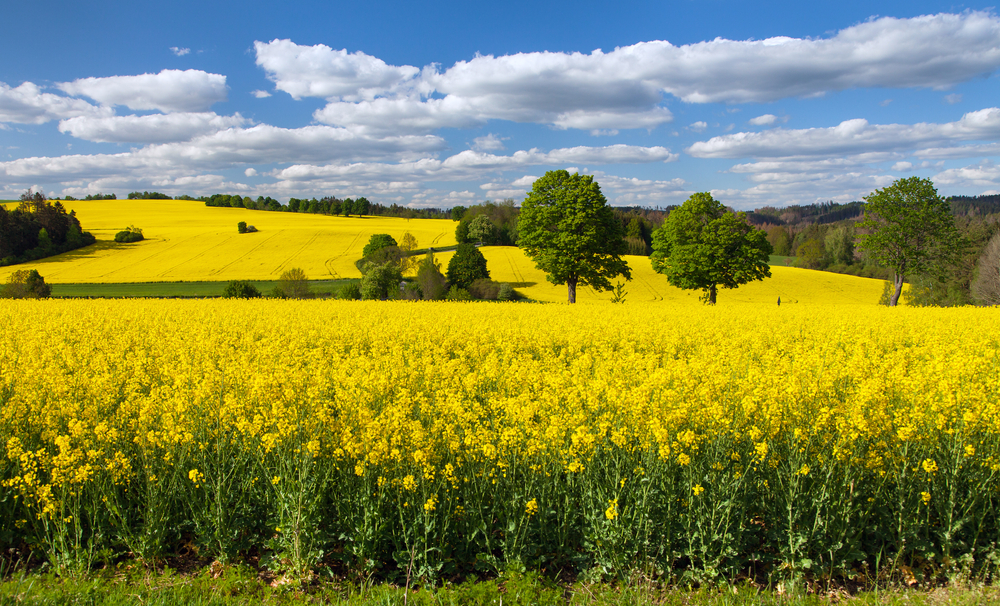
xmin=58 ymin=112 xmax=249 ymax=143
xmin=0 ymin=81 xmax=109 ymax=124
xmin=254 ymin=39 xmax=420 ymax=101
xmin=892 ymin=161 xmax=913 ymax=171
xmin=945 ymin=93 xmax=963 ymax=104
xmin=0 ymin=125 xmax=447 ymax=189
xmin=472 ymin=133 xmax=507 ymax=152
xmin=252 ymin=90 xmax=272 ymax=98
xmin=914 ymin=142 xmax=1000 ymax=158
xmin=245 ymin=168 xmax=258 ymax=177
xmin=58 ymin=69 xmax=228 ymax=113
xmin=170 ymin=47 xmax=191 ymax=57
xmin=934 ymin=160 xmax=1000 ymax=186
xmin=749 ymin=114 xmax=778 ymax=126
xmin=687 ymin=107 xmax=1000 ymax=158
xmin=262 ymin=12 xmax=1000 ymax=135
xmin=688 ymin=121 xmax=708 ymax=132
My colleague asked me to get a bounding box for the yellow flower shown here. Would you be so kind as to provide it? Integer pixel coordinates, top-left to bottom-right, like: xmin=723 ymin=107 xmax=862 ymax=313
xmin=676 ymin=453 xmax=691 ymax=466
xmin=922 ymin=459 xmax=938 ymax=474
xmin=692 ymin=484 xmax=705 ymax=496
xmin=525 ymin=498 xmax=538 ymax=517
xmin=797 ymin=464 xmax=810 ymax=476
xmin=423 ymin=496 xmax=437 ymax=512
xmin=605 ymin=499 xmax=619 ymax=520
xmin=402 ymin=475 xmax=417 ymax=491
xmin=921 ymin=491 xmax=931 ymax=504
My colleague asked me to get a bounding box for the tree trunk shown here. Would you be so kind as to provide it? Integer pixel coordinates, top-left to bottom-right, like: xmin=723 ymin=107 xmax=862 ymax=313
xmin=708 ymin=284 xmax=717 ymax=305
xmin=567 ymin=278 xmax=577 ymax=304
xmin=890 ymin=273 xmax=904 ymax=307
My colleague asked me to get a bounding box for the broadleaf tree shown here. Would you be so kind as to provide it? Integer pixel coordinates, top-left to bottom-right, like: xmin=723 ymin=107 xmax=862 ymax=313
xmin=518 ymin=170 xmax=630 ymax=304
xmin=856 ymin=177 xmax=962 ymax=307
xmin=650 ymin=192 xmax=772 ymax=304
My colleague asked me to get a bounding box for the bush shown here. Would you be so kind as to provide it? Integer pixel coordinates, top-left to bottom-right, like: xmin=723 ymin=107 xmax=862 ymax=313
xmin=114 ymin=226 xmax=144 ymax=243
xmin=222 ymin=280 xmax=262 ymax=299
xmin=416 ymin=254 xmax=448 ymax=300
xmin=338 ymin=282 xmax=361 ymax=300
xmin=1 ymin=269 xmax=51 ymax=298
xmin=278 ymin=268 xmax=311 ymax=299
xmin=469 ymin=278 xmax=501 ymax=300
xmin=497 ymin=283 xmax=515 ymax=301
xmin=445 ymin=285 xmax=472 ymax=301
xmin=447 ymin=243 xmax=490 ymax=289
xmin=362 ymin=234 xmax=398 ymax=259
xmin=360 ymin=263 xmax=403 ymax=300
xmin=237 ymin=221 xmax=247 ymax=234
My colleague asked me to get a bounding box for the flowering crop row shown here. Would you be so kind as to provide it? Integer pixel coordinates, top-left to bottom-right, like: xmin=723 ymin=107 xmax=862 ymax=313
xmin=1 ymin=300 xmax=998 ymax=583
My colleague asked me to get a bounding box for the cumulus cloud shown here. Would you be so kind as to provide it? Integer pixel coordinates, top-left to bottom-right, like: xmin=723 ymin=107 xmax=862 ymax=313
xmin=472 ymin=133 xmax=507 ymax=152
xmin=749 ymin=114 xmax=779 ymax=126
xmin=261 ymin=12 xmax=1000 ymax=134
xmin=934 ymin=160 xmax=1000 ymax=186
xmin=688 ymin=121 xmax=708 ymax=132
xmin=58 ymin=112 xmax=249 ymax=143
xmin=252 ymin=90 xmax=272 ymax=98
xmin=0 ymin=124 xmax=447 ymax=189
xmin=0 ymin=81 xmax=109 ymax=124
xmin=687 ymin=107 xmax=1000 ymax=158
xmin=254 ymin=39 xmax=420 ymax=101
xmin=892 ymin=161 xmax=914 ymax=171
xmin=58 ymin=69 xmax=228 ymax=113
xmin=945 ymin=93 xmax=963 ymax=104
xmin=170 ymin=47 xmax=191 ymax=57
xmin=245 ymin=168 xmax=258 ymax=177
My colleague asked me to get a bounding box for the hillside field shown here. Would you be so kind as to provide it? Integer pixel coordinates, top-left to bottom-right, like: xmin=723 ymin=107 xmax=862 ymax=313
xmin=1 ymin=199 xmax=888 ymax=304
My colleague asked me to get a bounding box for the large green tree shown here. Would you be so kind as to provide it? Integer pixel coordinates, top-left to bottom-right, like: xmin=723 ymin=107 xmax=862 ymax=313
xmin=518 ymin=170 xmax=630 ymax=304
xmin=856 ymin=177 xmax=962 ymax=307
xmin=650 ymin=192 xmax=771 ymax=304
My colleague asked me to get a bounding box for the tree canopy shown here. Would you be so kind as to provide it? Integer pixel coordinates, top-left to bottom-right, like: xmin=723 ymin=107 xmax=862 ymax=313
xmin=857 ymin=177 xmax=962 ymax=307
xmin=650 ymin=192 xmax=772 ymax=304
xmin=446 ymin=243 xmax=490 ymax=289
xmin=518 ymin=170 xmax=630 ymax=303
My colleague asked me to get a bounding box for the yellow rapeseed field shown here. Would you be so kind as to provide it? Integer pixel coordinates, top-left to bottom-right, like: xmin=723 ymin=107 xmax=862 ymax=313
xmin=0 ymin=200 xmax=456 ymax=283
xmin=2 ymin=299 xmax=996 ymax=581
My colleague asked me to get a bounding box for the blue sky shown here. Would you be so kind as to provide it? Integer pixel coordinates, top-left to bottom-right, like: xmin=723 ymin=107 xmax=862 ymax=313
xmin=2 ymin=0 xmax=999 ymax=209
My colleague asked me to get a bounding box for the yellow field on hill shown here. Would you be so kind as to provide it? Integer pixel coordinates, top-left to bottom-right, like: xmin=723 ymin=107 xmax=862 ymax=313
xmin=0 ymin=199 xmax=456 ymax=283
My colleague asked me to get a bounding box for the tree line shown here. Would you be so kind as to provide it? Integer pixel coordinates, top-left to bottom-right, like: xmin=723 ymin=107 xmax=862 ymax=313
xmin=202 ymin=193 xmax=452 ymax=220
xmin=0 ymin=190 xmax=95 ymax=266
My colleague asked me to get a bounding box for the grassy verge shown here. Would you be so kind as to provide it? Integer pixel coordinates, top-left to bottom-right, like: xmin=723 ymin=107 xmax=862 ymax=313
xmin=50 ymin=279 xmax=357 ymax=298
xmin=768 ymin=255 xmax=796 ymax=266
xmin=2 ymin=568 xmax=1000 ymax=605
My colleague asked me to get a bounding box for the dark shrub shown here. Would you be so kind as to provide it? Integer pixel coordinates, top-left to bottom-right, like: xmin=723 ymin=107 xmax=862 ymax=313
xmin=222 ymin=280 xmax=262 ymax=299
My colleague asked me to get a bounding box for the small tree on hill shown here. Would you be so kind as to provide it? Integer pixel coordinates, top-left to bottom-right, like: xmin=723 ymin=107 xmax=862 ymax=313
xmin=446 ymin=243 xmax=490 ymax=290
xmin=399 ymin=232 xmax=419 ymax=273
xmin=650 ymin=192 xmax=772 ymax=304
xmin=279 ymin=267 xmax=311 ymax=299
xmin=363 ymin=234 xmax=398 ymax=258
xmin=467 ymin=215 xmax=499 ymax=245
